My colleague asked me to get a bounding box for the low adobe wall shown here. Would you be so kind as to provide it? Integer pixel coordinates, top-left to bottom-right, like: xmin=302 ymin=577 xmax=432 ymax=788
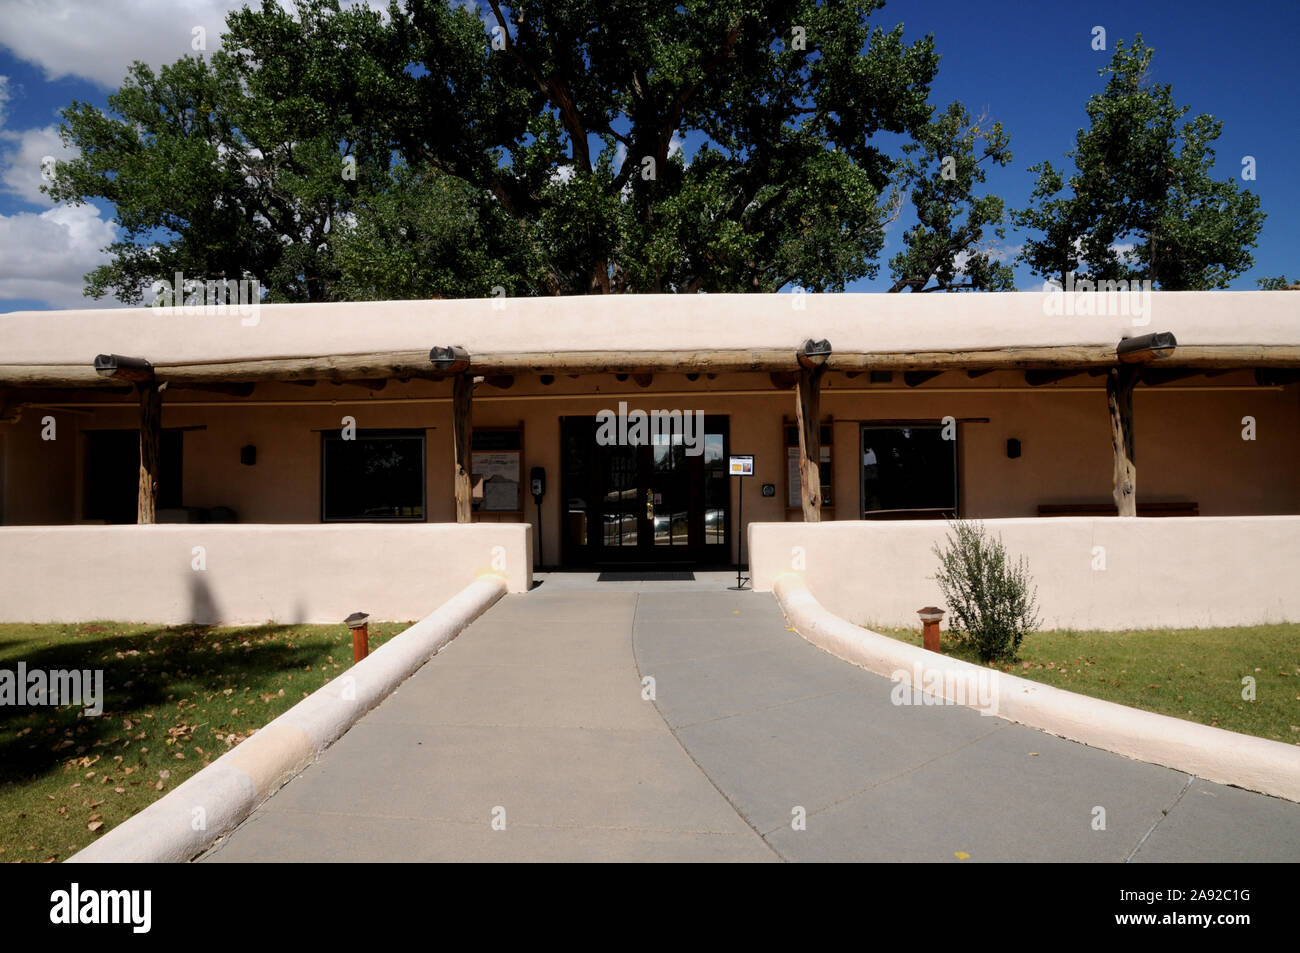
xmin=749 ymin=516 xmax=1300 ymax=631
xmin=0 ymin=523 xmax=530 ymax=624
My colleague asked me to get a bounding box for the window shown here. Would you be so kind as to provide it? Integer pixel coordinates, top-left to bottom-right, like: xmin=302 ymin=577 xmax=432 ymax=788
xmin=322 ymin=430 xmax=425 ymax=521
xmin=85 ymin=429 xmax=183 ymax=523
xmin=861 ymin=425 xmax=957 ymax=518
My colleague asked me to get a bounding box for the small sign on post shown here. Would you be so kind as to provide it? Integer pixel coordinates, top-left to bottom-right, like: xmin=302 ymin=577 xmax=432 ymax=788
xmin=729 ymin=455 xmax=754 ymax=590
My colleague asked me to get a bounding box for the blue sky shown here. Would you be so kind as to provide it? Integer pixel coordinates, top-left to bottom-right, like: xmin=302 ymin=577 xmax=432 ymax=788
xmin=0 ymin=0 xmax=1295 ymax=310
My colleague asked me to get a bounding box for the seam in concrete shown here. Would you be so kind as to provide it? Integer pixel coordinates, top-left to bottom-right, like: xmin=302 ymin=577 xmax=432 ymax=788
xmin=1125 ymin=776 xmax=1195 ymax=863
xmin=773 ymin=572 xmax=1300 ymax=804
xmin=68 ymin=574 xmax=508 ymax=863
xmin=630 ymin=593 xmax=788 ymax=863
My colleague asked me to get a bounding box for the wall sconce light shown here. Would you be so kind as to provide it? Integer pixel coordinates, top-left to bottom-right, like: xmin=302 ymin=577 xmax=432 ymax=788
xmin=240 ymin=445 xmax=257 ymax=466
xmin=1006 ymin=438 xmax=1022 ymax=459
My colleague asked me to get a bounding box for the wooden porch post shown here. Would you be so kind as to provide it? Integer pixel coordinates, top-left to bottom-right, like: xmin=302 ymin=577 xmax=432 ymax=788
xmin=452 ymin=373 xmax=473 ymax=523
xmin=795 ymin=364 xmax=826 ymax=522
xmin=137 ymin=381 xmax=163 ymax=524
xmin=1106 ymin=365 xmax=1139 ymax=517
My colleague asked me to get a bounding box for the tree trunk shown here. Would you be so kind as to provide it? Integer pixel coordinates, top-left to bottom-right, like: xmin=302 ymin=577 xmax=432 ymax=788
xmin=137 ymin=382 xmax=163 ymax=524
xmin=795 ymin=364 xmax=825 ymax=522
xmin=452 ymin=373 xmax=473 ymax=523
xmin=1107 ymin=365 xmax=1139 ymax=517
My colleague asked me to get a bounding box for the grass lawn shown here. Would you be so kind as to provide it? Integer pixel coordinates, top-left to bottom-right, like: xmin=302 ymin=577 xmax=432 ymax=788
xmin=871 ymin=621 xmax=1300 ymax=745
xmin=0 ymin=619 xmax=412 ymax=864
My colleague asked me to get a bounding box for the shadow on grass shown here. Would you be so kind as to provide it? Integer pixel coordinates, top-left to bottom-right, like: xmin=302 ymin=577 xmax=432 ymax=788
xmin=0 ymin=622 xmax=323 ymax=786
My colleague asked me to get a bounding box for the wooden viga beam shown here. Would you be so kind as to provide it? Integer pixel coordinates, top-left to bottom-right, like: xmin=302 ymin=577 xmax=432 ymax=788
xmin=3 ymin=344 xmax=1300 ymax=388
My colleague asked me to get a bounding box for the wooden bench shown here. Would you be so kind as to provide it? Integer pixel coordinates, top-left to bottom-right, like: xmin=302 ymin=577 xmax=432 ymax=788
xmin=1037 ymin=501 xmax=1199 ymax=517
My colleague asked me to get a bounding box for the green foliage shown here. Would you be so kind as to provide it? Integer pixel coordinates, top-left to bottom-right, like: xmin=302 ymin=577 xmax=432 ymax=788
xmin=1256 ymin=275 xmax=1296 ymax=290
xmin=48 ymin=0 xmax=395 ymax=303
xmin=49 ymin=0 xmax=982 ymax=302
xmin=888 ymin=101 xmax=1014 ymax=292
xmin=1014 ymin=35 xmax=1265 ymax=290
xmin=932 ymin=519 xmax=1040 ymax=663
xmin=333 ymin=166 xmax=543 ymax=300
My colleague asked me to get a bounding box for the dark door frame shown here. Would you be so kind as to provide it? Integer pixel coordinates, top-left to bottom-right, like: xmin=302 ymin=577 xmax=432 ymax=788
xmin=560 ymin=414 xmax=730 ymax=568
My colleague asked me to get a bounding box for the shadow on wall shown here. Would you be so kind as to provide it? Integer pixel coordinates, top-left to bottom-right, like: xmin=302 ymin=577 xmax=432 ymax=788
xmin=188 ymin=572 xmax=222 ymax=625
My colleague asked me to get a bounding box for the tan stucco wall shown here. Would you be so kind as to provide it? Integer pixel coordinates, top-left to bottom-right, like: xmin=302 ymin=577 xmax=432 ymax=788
xmin=3 ymin=291 xmax=1297 ymax=366
xmin=0 ymin=523 xmax=530 ymax=624
xmin=750 ymin=516 xmax=1300 ymax=630
xmin=2 ymin=373 xmax=1296 ymax=565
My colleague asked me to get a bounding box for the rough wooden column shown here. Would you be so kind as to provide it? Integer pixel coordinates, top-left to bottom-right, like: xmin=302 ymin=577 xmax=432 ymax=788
xmin=136 ymin=381 xmax=164 ymax=524
xmin=452 ymin=373 xmax=474 ymax=522
xmin=795 ymin=364 xmax=826 ymax=522
xmin=1106 ymin=365 xmax=1139 ymax=517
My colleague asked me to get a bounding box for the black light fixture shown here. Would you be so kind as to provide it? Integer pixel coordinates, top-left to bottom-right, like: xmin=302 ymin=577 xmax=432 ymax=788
xmin=1117 ymin=332 xmax=1177 ymax=363
xmin=1006 ymin=438 xmax=1022 ymax=459
xmin=798 ymin=338 xmax=832 ymax=370
xmin=240 ymin=445 xmax=257 ymax=466
xmin=428 ymin=345 xmax=470 ymax=373
xmin=93 ymin=353 xmax=154 ymax=383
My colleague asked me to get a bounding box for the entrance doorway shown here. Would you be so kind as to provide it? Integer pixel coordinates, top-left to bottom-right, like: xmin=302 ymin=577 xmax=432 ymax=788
xmin=561 ymin=415 xmax=730 ymax=566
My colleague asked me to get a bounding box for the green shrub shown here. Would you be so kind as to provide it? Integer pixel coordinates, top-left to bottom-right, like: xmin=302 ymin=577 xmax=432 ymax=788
xmin=932 ymin=519 xmax=1041 ymax=662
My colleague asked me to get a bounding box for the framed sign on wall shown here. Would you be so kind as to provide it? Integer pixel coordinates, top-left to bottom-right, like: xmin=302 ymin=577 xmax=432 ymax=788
xmin=783 ymin=420 xmax=834 ymax=511
xmin=471 ymin=426 xmax=524 ymax=513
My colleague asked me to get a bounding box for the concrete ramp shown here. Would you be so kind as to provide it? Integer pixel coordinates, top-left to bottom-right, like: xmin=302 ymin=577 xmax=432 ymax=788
xmin=204 ymin=583 xmax=1300 ymax=862
xmin=203 ymin=589 xmax=774 ymax=862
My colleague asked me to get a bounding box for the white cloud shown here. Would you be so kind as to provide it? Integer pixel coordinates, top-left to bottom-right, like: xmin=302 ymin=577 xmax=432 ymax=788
xmin=0 ymin=76 xmax=10 ymax=128
xmin=0 ymin=1 xmax=390 ymax=89
xmin=0 ymin=0 xmax=236 ymax=88
xmin=1 ymin=124 xmax=74 ymax=205
xmin=0 ymin=202 xmax=117 ymax=308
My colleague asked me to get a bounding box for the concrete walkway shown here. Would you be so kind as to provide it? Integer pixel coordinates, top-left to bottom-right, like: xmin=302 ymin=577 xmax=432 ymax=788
xmin=204 ymin=580 xmax=1300 ymax=862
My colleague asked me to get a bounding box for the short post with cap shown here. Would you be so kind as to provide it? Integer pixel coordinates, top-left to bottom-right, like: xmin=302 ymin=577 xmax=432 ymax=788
xmin=345 ymin=611 xmax=370 ymax=663
xmin=917 ymin=606 xmax=945 ymax=653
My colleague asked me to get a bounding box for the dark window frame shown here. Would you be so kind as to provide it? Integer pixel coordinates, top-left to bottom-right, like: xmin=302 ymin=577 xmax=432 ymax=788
xmin=860 ymin=423 xmax=959 ymax=519
xmin=83 ymin=428 xmax=185 ymax=523
xmin=320 ymin=428 xmax=427 ymax=523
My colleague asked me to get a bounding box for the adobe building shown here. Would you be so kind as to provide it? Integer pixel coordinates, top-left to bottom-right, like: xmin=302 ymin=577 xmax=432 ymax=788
xmin=1 ymin=291 xmax=1296 ymax=569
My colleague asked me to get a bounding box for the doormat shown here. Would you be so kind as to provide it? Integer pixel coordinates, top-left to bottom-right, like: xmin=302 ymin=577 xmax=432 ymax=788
xmin=596 ymin=570 xmax=695 ymax=582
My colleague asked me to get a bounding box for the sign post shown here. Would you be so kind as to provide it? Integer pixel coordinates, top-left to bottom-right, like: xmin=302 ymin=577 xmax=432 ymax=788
xmin=728 ymin=455 xmax=754 ymax=591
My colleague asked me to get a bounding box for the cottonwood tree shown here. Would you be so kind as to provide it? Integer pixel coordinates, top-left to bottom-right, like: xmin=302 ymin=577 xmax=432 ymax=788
xmin=47 ymin=0 xmax=393 ymax=303
xmin=49 ymin=0 xmax=1015 ymax=301
xmin=1014 ymin=35 xmax=1265 ymax=290
xmin=886 ymin=101 xmax=1014 ymax=292
xmin=1256 ymin=275 xmax=1296 ymax=290
xmin=382 ymin=0 xmax=942 ymax=294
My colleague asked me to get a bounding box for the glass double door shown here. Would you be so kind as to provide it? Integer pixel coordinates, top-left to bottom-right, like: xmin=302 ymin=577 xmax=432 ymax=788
xmin=562 ymin=415 xmax=730 ymax=565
